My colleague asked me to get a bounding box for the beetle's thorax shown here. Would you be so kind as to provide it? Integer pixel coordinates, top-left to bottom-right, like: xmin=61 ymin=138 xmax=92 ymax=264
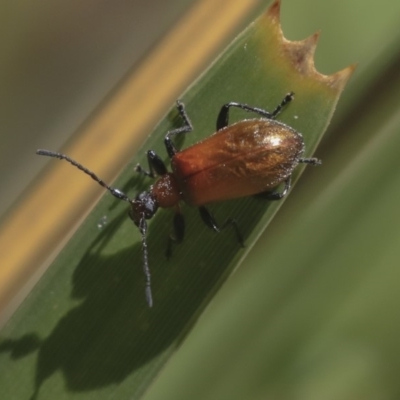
xmin=151 ymin=172 xmax=182 ymax=208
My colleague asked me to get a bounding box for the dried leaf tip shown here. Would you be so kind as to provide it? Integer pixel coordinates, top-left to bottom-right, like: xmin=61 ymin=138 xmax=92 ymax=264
xmin=266 ymin=0 xmax=281 ymax=22
xmin=283 ymin=32 xmax=320 ymax=76
xmin=325 ymin=63 xmax=357 ymax=92
xmin=265 ymin=0 xmax=356 ymax=93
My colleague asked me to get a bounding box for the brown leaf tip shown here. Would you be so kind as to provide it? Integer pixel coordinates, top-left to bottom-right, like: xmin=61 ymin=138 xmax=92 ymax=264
xmin=266 ymin=0 xmax=355 ymax=93
xmin=325 ymin=63 xmax=357 ymax=91
xmin=266 ymin=0 xmax=281 ymax=22
xmin=282 ymin=32 xmax=320 ymax=76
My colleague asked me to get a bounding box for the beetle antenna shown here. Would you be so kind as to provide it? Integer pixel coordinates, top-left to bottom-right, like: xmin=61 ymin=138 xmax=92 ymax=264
xmin=139 ymin=216 xmax=153 ymax=307
xmin=37 ymin=149 xmax=132 ymax=202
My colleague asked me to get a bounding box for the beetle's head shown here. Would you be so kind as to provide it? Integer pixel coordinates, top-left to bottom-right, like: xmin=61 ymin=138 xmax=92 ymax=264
xmin=129 ymin=190 xmax=159 ymax=227
xmin=35 ymin=149 xmax=158 ymax=307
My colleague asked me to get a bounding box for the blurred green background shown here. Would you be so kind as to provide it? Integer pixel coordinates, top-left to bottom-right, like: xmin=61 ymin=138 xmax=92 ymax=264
xmin=2 ymin=0 xmax=400 ymax=399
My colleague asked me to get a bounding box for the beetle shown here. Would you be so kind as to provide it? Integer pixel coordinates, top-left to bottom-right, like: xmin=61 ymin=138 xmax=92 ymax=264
xmin=37 ymin=92 xmax=321 ymax=307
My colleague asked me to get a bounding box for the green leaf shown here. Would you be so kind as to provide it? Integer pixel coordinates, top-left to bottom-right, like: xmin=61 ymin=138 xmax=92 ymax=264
xmin=0 ymin=1 xmax=352 ymax=399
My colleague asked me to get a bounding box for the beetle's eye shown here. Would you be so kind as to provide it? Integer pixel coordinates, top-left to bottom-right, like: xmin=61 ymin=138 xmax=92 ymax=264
xmin=135 ymin=192 xmax=147 ymax=202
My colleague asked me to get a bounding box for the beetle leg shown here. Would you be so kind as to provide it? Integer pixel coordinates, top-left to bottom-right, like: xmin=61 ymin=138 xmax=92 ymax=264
xmin=216 ymin=92 xmax=294 ymax=130
xmin=299 ymin=157 xmax=322 ymax=166
xmin=262 ymin=177 xmax=292 ymax=200
xmin=135 ymin=150 xmax=168 ymax=178
xmin=166 ymin=211 xmax=185 ymax=259
xmin=164 ymin=100 xmax=194 ymax=158
xmin=198 ymin=206 xmax=244 ymax=247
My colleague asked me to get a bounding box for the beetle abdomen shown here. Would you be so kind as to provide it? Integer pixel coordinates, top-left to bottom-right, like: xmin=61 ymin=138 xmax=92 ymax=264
xmin=172 ymin=119 xmax=304 ymax=206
